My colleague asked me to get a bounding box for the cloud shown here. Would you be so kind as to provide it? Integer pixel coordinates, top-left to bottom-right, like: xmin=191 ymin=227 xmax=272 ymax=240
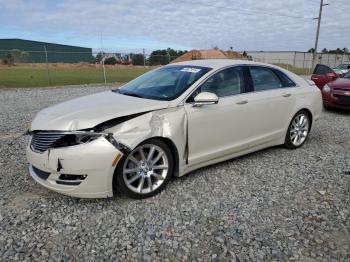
xmin=0 ymin=0 xmax=348 ymax=52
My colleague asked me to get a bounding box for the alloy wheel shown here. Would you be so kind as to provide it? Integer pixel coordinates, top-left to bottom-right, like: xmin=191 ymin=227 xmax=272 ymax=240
xmin=122 ymin=144 xmax=169 ymax=194
xmin=290 ymin=113 xmax=309 ymax=146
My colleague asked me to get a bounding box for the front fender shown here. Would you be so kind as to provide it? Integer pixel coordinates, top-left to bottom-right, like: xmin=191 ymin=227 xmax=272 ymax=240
xmin=105 ymin=107 xmax=188 ymax=175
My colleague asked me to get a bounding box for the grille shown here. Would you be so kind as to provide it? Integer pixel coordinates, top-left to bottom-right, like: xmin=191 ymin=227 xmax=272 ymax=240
xmin=31 ymin=131 xmax=66 ymax=153
xmin=333 ymin=94 xmax=350 ymax=106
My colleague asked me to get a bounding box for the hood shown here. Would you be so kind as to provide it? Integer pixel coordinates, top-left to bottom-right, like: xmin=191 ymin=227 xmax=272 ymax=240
xmin=328 ymin=78 xmax=350 ymax=89
xmin=31 ymin=91 xmax=170 ymax=131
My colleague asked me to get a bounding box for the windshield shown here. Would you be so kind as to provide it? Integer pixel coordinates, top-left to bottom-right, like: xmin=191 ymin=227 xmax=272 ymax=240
xmin=343 ymin=72 xmax=350 ymax=78
xmin=334 ymin=64 xmax=349 ymax=70
xmin=114 ymin=65 xmax=211 ymax=101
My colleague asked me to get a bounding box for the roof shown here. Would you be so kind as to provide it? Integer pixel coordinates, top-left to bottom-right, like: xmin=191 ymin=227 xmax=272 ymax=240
xmin=169 ymin=59 xmax=269 ymax=69
xmin=0 ymin=38 xmax=91 ymax=50
xmin=172 ymin=49 xmax=245 ymax=63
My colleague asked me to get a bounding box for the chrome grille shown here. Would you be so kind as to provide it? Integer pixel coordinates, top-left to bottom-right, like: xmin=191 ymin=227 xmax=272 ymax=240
xmin=31 ymin=132 xmax=66 ymax=153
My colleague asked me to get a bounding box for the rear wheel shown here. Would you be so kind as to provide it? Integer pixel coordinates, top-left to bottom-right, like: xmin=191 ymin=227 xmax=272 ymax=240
xmin=115 ymin=139 xmax=173 ymax=199
xmin=285 ymin=110 xmax=311 ymax=149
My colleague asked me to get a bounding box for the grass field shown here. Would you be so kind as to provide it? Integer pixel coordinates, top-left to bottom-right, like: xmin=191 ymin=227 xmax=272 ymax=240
xmin=0 ymin=64 xmax=153 ymax=88
xmin=273 ymin=63 xmax=311 ymax=75
xmin=0 ymin=62 xmax=311 ymax=88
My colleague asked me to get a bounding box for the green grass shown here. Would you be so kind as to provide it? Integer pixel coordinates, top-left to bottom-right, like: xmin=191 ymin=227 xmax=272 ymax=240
xmin=0 ymin=63 xmax=311 ymax=88
xmin=273 ymin=63 xmax=311 ymax=75
xmin=0 ymin=65 xmax=153 ymax=88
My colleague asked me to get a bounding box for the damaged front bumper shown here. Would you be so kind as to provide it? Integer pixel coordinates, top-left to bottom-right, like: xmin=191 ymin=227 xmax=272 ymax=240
xmin=26 ymin=135 xmax=121 ymax=198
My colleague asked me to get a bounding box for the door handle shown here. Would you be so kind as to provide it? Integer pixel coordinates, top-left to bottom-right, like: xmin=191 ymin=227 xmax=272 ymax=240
xmin=236 ymin=100 xmax=248 ymax=105
xmin=282 ymin=93 xmax=291 ymax=97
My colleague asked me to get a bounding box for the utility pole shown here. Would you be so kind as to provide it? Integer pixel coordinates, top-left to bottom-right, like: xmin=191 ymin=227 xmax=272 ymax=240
xmin=312 ymin=0 xmax=329 ymax=69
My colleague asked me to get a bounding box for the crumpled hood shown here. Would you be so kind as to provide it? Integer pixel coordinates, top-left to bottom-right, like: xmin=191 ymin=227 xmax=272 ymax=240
xmin=31 ymin=91 xmax=170 ymax=131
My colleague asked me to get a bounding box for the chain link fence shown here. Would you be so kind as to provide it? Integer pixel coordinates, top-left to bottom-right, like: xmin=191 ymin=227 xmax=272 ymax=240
xmin=1 ymin=49 xmax=349 ymax=87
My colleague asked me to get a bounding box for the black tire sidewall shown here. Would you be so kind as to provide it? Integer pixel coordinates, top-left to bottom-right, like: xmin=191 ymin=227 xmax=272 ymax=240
xmin=285 ymin=110 xmax=311 ymax=149
xmin=114 ymin=138 xmax=173 ymax=199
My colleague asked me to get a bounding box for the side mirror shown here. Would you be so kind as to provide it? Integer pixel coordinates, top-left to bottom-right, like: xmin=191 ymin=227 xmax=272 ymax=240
xmin=326 ymin=72 xmax=337 ymax=79
xmin=193 ymin=92 xmax=219 ymax=107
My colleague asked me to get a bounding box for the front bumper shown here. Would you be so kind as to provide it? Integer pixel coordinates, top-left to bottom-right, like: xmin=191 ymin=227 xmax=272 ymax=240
xmin=323 ymin=91 xmax=350 ymax=111
xmin=26 ymin=136 xmax=121 ymax=198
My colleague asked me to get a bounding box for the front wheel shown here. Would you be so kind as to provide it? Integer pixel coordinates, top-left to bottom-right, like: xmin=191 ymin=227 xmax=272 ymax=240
xmin=284 ymin=110 xmax=311 ymax=149
xmin=114 ymin=139 xmax=173 ymax=199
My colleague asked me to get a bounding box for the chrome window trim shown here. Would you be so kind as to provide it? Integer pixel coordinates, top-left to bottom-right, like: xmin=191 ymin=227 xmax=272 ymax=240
xmin=182 ymin=64 xmax=299 ymax=105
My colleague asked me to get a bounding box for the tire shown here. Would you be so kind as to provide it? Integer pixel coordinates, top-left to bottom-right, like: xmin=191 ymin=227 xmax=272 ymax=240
xmin=284 ymin=110 xmax=311 ymax=149
xmin=114 ymin=138 xmax=173 ymax=199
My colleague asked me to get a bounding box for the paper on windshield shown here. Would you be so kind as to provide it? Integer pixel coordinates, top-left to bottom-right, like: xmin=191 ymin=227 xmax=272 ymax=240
xmin=180 ymin=67 xmax=201 ymax=73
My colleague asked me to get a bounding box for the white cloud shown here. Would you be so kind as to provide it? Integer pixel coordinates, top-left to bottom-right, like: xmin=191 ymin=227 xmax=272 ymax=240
xmin=0 ymin=0 xmax=348 ymax=51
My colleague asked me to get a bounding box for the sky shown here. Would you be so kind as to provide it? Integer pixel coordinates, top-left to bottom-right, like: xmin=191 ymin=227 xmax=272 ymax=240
xmin=0 ymin=0 xmax=349 ymax=54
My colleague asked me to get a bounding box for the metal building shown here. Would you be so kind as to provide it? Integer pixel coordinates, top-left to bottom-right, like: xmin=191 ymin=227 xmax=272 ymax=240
xmin=0 ymin=38 xmax=93 ymax=63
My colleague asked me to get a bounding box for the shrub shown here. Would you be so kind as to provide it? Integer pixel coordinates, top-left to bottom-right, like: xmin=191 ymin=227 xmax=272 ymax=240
xmin=104 ymin=57 xmax=117 ymax=65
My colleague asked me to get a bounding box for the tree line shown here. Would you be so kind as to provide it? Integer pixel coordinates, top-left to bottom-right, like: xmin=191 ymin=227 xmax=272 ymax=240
xmin=95 ymin=48 xmax=188 ymax=66
xmin=307 ymin=47 xmax=349 ymax=54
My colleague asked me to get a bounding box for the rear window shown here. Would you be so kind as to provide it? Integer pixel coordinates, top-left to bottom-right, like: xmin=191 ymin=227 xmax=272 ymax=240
xmin=248 ymin=66 xmax=296 ymax=91
xmin=314 ymin=64 xmax=333 ymax=75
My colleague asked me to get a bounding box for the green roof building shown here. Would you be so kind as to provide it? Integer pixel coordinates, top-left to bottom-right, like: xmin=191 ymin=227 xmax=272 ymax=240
xmin=0 ymin=38 xmax=93 ymax=63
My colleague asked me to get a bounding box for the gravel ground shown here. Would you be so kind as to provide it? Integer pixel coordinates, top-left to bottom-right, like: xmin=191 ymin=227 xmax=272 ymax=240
xmin=0 ymin=85 xmax=349 ymax=261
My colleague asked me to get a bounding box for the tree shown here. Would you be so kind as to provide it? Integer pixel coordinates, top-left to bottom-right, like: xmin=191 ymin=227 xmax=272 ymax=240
xmin=307 ymin=48 xmax=315 ymax=53
xmin=104 ymin=57 xmax=117 ymax=65
xmin=321 ymin=48 xmax=328 ymax=53
xmin=130 ymin=53 xmax=144 ymax=65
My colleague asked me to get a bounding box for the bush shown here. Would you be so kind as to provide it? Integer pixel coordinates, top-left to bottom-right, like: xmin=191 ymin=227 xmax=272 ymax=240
xmin=1 ymin=54 xmax=14 ymax=65
xmin=131 ymin=54 xmax=144 ymax=66
xmin=104 ymin=57 xmax=117 ymax=65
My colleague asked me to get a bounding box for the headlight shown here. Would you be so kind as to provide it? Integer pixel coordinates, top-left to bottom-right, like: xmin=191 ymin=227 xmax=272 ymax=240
xmin=322 ymin=84 xmax=331 ymax=93
xmin=54 ymin=132 xmax=104 ymax=148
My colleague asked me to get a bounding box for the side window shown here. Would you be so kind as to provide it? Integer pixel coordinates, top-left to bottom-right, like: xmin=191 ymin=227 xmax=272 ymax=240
xmin=187 ymin=67 xmax=245 ymax=101
xmin=313 ymin=64 xmax=333 ymax=75
xmin=273 ymin=69 xmax=296 ymax=87
xmin=249 ymin=67 xmax=283 ymax=91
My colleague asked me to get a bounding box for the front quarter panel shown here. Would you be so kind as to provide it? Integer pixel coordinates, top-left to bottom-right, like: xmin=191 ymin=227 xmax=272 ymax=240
xmin=105 ymin=107 xmax=187 ymax=175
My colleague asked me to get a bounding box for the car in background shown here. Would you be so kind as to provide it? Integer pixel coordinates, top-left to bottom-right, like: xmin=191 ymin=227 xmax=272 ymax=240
xmin=333 ymin=63 xmax=350 ymax=77
xmin=312 ymin=64 xmax=350 ymax=110
xmin=27 ymin=60 xmax=322 ymax=199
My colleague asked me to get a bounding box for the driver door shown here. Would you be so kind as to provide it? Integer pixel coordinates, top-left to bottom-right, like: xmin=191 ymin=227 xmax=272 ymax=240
xmin=311 ymin=64 xmax=336 ymax=89
xmin=184 ymin=66 xmax=253 ymax=165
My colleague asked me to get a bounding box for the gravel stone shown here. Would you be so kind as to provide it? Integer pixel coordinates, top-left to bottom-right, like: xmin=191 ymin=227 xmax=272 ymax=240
xmin=0 ymin=85 xmax=349 ymax=261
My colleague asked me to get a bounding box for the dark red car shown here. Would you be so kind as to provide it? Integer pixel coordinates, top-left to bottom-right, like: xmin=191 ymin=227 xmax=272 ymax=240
xmin=311 ymin=64 xmax=350 ymax=111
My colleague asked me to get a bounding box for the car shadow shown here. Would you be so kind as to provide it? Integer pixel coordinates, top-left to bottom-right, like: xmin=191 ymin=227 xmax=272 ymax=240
xmin=324 ymin=108 xmax=350 ymax=115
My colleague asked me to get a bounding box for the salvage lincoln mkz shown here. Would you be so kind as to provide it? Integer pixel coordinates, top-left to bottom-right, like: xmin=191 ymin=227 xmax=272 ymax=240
xmin=26 ymin=60 xmax=322 ymax=199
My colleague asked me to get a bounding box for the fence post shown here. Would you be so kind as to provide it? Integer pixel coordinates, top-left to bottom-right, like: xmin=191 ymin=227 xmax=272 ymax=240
xmin=102 ymin=55 xmax=107 ymax=85
xmin=293 ymin=51 xmax=296 ymax=67
xmin=143 ymin=48 xmax=146 ymax=67
xmin=44 ymin=45 xmax=51 ymax=86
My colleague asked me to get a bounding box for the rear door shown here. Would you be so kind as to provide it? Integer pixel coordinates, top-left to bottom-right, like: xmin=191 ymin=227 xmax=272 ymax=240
xmin=311 ymin=64 xmax=335 ymax=89
xmin=245 ymin=66 xmax=298 ymax=144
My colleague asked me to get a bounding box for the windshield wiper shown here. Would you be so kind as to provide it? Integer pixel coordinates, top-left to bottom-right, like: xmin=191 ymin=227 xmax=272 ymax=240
xmin=118 ymin=91 xmax=144 ymax=98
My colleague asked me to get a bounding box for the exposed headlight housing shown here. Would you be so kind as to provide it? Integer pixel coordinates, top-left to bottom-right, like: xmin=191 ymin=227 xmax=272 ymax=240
xmin=53 ymin=131 xmax=104 ymax=148
xmin=322 ymin=84 xmax=331 ymax=93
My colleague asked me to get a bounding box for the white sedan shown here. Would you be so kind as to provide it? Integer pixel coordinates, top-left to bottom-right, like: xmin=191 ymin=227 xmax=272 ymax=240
xmin=26 ymin=60 xmax=322 ymax=199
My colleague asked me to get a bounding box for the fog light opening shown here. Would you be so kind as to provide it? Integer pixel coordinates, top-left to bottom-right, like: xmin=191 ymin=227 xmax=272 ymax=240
xmin=56 ymin=174 xmax=87 ymax=186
